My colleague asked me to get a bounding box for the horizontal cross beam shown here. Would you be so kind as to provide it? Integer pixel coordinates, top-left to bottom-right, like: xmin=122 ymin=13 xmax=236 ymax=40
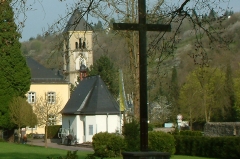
xmin=113 ymin=23 xmax=171 ymax=32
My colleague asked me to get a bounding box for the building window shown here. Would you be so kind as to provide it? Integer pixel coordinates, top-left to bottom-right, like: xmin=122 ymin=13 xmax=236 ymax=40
xmin=48 ymin=115 xmax=56 ymax=125
xmin=28 ymin=92 xmax=36 ymax=103
xmin=75 ymin=42 xmax=78 ymax=49
xmin=27 ymin=125 xmax=37 ymax=130
xmin=83 ymin=42 xmax=86 ymax=48
xmin=89 ymin=125 xmax=93 ymax=135
xmin=79 ymin=38 xmax=82 ymax=48
xmin=47 ymin=92 xmax=56 ymax=104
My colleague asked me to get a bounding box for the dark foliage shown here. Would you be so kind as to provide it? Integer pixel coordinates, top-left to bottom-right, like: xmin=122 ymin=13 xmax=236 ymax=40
xmin=0 ymin=0 xmax=31 ymax=129
xmin=92 ymin=132 xmax=126 ymax=158
xmin=47 ymin=125 xmax=62 ymax=139
xmin=174 ymin=135 xmax=240 ymax=159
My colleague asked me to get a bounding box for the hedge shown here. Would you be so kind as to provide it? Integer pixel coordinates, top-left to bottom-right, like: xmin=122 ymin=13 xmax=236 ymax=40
xmin=148 ymin=131 xmax=175 ymax=155
xmin=174 ymin=135 xmax=240 ymax=159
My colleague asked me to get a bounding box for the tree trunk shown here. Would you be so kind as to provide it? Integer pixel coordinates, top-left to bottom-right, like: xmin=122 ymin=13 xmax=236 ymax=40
xmin=18 ymin=127 xmax=21 ymax=143
xmin=45 ymin=125 xmax=48 ymax=148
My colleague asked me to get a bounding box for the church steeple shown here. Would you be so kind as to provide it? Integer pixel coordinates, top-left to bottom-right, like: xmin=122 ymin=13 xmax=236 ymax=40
xmin=63 ymin=9 xmax=93 ymax=85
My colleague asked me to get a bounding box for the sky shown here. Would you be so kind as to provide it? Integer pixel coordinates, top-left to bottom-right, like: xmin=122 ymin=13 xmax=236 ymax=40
xmin=17 ymin=0 xmax=240 ymax=42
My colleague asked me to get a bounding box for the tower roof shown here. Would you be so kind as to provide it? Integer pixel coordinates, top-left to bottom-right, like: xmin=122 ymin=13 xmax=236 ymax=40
xmin=63 ymin=9 xmax=92 ymax=32
xmin=61 ymin=75 xmax=120 ymax=115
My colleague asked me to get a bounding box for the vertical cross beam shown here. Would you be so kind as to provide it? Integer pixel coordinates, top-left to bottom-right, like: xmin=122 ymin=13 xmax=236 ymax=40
xmin=113 ymin=0 xmax=171 ymax=152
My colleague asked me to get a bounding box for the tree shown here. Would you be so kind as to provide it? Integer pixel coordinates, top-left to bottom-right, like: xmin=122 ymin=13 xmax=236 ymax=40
xmin=179 ymin=73 xmax=203 ymax=130
xmin=168 ymin=66 xmax=180 ymax=121
xmin=21 ymin=0 xmax=231 ymax=120
xmin=208 ymin=8 xmax=218 ymax=20
xmin=233 ymin=68 xmax=240 ymax=121
xmin=93 ymin=20 xmax=103 ymax=31
xmin=222 ymin=63 xmax=236 ymax=121
xmin=33 ymin=94 xmax=62 ymax=148
xmin=0 ymin=0 xmax=31 ymax=129
xmin=89 ymin=55 xmax=119 ymax=98
xmin=179 ymin=66 xmax=225 ymax=123
xmin=149 ymin=98 xmax=171 ymax=125
xmin=9 ymin=96 xmax=37 ymax=142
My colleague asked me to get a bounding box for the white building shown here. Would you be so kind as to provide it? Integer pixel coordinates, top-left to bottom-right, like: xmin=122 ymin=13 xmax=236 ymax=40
xmin=60 ymin=75 xmax=121 ymax=143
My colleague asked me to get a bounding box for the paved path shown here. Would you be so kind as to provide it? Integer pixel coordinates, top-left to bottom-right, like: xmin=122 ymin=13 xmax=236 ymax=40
xmin=27 ymin=139 xmax=94 ymax=152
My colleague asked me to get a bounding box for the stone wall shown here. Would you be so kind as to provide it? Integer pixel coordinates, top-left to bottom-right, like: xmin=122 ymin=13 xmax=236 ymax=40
xmin=204 ymin=122 xmax=240 ymax=137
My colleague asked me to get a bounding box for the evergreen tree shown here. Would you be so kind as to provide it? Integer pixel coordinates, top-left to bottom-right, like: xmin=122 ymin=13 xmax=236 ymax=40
xmin=93 ymin=20 xmax=103 ymax=31
xmin=223 ymin=63 xmax=236 ymax=121
xmin=0 ymin=0 xmax=31 ymax=129
xmin=168 ymin=66 xmax=180 ymax=121
xmin=89 ymin=55 xmax=118 ymax=98
xmin=208 ymin=8 xmax=217 ymax=20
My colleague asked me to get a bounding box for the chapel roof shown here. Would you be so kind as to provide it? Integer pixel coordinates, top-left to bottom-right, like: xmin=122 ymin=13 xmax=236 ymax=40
xmin=61 ymin=75 xmax=120 ymax=115
xmin=63 ymin=9 xmax=92 ymax=32
xmin=26 ymin=57 xmax=67 ymax=83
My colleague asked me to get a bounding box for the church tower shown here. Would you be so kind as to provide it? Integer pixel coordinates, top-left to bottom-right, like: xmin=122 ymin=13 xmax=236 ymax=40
xmin=63 ymin=9 xmax=93 ymax=85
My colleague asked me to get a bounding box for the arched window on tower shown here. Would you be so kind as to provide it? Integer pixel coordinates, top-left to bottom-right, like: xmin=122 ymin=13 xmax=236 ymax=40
xmin=79 ymin=38 xmax=82 ymax=49
xmin=83 ymin=42 xmax=86 ymax=49
xmin=75 ymin=42 xmax=78 ymax=49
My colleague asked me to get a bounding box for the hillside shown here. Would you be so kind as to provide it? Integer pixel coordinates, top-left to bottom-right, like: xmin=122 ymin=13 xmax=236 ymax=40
xmin=21 ymin=12 xmax=240 ymax=93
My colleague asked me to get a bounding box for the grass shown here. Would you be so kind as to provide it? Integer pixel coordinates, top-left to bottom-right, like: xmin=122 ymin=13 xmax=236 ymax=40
xmin=0 ymin=142 xmax=217 ymax=159
xmin=0 ymin=142 xmax=92 ymax=159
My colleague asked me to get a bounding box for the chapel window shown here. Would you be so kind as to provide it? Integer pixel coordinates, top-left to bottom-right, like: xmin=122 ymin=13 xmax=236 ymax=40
xmin=89 ymin=125 xmax=93 ymax=135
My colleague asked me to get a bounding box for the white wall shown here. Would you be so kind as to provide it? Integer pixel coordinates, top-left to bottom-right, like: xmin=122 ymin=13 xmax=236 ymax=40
xmin=62 ymin=114 xmax=121 ymax=143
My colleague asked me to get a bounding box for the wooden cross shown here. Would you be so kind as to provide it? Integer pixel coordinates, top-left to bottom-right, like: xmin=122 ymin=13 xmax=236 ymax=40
xmin=113 ymin=0 xmax=171 ymax=151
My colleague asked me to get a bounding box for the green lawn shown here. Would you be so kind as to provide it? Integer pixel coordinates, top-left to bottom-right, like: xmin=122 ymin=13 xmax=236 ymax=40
xmin=0 ymin=142 xmax=217 ymax=159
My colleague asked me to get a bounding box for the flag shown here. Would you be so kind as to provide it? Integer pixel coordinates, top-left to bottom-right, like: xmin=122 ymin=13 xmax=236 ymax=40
xmin=119 ymin=69 xmax=127 ymax=111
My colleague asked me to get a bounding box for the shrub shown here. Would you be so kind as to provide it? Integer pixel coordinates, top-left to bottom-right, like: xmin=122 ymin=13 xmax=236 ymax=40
xmin=92 ymin=132 xmax=126 ymax=158
xmin=47 ymin=151 xmax=78 ymax=159
xmin=174 ymin=136 xmax=240 ymax=159
xmin=0 ymin=138 xmax=5 ymax=142
xmin=148 ymin=131 xmax=175 ymax=155
xmin=122 ymin=120 xmax=140 ymax=151
xmin=47 ymin=125 xmax=62 ymax=139
xmin=179 ymin=130 xmax=202 ymax=136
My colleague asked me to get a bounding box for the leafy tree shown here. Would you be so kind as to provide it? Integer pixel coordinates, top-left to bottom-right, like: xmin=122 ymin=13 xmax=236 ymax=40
xmin=9 ymin=96 xmax=37 ymax=142
xmin=0 ymin=0 xmax=31 ymax=129
xmin=222 ymin=63 xmax=236 ymax=121
xmin=27 ymin=0 xmax=231 ymax=120
xmin=33 ymin=94 xmax=62 ymax=148
xmin=179 ymin=73 xmax=203 ymax=129
xmin=233 ymin=68 xmax=240 ymax=121
xmin=179 ymin=67 xmax=225 ymax=122
xmin=30 ymin=40 xmax=42 ymax=52
xmin=89 ymin=55 xmax=118 ymax=98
